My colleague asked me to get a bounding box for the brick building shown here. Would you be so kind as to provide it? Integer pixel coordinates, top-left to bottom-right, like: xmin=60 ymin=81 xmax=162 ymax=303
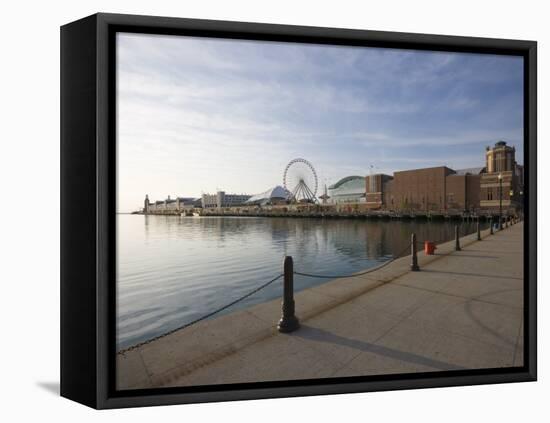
xmin=362 ymin=141 xmax=523 ymax=213
xmin=365 ymin=174 xmax=393 ymax=208
xmin=387 ymin=166 xmax=451 ymax=210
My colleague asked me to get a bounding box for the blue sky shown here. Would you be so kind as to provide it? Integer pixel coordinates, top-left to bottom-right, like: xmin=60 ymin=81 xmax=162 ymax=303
xmin=117 ymin=33 xmax=524 ymax=212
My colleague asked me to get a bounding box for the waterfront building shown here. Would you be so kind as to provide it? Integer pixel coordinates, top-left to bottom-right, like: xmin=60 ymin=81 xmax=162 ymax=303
xmin=365 ymin=174 xmax=393 ymax=209
xmin=369 ymin=141 xmax=522 ymax=213
xmin=446 ymin=168 xmax=483 ymax=212
xmin=485 ymin=140 xmax=515 ymax=173
xmin=245 ymin=186 xmax=290 ymax=206
xmin=378 ymin=166 xmax=481 ymax=212
xmin=328 ymin=176 xmax=366 ymax=204
xmin=201 ymin=191 xmax=252 ymax=209
xmin=143 ymin=195 xmax=198 ymax=214
xmin=479 ymin=141 xmax=523 ymax=210
xmin=383 ymin=166 xmax=451 ymax=211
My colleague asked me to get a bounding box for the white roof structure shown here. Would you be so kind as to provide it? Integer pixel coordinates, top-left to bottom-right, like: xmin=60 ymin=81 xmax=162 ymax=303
xmin=246 ymin=185 xmax=291 ymax=205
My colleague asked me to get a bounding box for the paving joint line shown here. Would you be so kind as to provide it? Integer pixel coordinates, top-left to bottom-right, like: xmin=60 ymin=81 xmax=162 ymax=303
xmin=393 ymin=282 xmax=523 ymax=310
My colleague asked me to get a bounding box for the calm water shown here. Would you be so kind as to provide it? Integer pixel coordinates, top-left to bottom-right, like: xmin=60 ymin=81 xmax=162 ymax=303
xmin=116 ymin=215 xmax=485 ymax=349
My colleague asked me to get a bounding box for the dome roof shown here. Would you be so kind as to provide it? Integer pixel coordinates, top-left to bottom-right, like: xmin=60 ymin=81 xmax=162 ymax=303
xmin=246 ymin=186 xmax=290 ymax=204
xmin=329 ymin=175 xmax=364 ymax=190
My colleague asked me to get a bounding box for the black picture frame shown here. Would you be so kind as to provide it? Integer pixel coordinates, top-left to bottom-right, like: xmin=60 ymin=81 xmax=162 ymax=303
xmin=60 ymin=12 xmax=537 ymax=409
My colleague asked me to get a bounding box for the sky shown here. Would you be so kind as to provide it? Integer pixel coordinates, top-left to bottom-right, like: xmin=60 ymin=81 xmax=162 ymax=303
xmin=116 ymin=32 xmax=524 ymax=212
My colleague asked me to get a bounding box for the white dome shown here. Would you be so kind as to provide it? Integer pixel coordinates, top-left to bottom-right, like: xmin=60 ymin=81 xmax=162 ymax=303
xmin=246 ymin=186 xmax=291 ymax=204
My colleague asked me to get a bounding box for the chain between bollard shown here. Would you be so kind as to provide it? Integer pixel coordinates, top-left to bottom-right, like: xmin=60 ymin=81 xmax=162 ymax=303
xmin=294 ymin=242 xmax=413 ymax=279
xmin=118 ymin=273 xmax=284 ymax=355
xmin=120 ymin=240 xmax=411 ymax=352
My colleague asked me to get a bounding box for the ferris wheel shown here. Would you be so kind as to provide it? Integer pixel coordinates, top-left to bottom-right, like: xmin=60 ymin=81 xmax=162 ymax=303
xmin=283 ymin=158 xmax=318 ymax=203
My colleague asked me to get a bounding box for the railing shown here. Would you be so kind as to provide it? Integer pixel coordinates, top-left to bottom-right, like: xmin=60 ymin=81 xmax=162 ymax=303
xmin=118 ymin=216 xmax=520 ymax=354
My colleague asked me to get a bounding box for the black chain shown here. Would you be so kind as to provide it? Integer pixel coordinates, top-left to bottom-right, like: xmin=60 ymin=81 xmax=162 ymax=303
xmin=118 ymin=273 xmax=283 ymax=355
xmin=294 ymin=242 xmax=413 ymax=279
xmin=416 ymin=227 xmax=485 ymax=246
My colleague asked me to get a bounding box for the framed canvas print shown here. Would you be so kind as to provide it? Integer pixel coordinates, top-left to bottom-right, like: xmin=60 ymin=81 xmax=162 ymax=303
xmin=60 ymin=13 xmax=537 ymax=409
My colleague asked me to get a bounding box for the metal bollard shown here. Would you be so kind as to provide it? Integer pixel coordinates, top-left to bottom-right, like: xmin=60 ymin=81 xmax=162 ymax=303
xmin=278 ymin=256 xmax=300 ymax=333
xmin=455 ymin=225 xmax=461 ymax=251
xmin=490 ymin=218 xmax=494 ymax=235
xmin=477 ymin=219 xmax=481 ymax=241
xmin=505 ymin=216 xmax=508 ymax=228
xmin=411 ymin=233 xmax=419 ymax=271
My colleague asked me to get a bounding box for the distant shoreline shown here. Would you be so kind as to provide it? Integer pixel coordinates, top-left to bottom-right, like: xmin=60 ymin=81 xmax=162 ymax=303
xmin=118 ymin=212 xmax=506 ymax=224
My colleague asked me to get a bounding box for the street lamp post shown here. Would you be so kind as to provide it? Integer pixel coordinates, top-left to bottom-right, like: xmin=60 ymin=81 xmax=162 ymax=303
xmin=498 ymin=173 xmax=503 ymax=230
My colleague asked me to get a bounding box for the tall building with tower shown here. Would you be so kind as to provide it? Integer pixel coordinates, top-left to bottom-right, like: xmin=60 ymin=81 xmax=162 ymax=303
xmin=480 ymin=141 xmax=523 ymax=210
xmin=485 ymin=140 xmax=516 ymax=173
xmin=144 ymin=194 xmax=149 ymax=213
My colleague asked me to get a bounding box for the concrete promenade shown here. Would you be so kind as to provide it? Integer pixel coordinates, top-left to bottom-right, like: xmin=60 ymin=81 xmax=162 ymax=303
xmin=117 ymin=222 xmax=524 ymax=389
